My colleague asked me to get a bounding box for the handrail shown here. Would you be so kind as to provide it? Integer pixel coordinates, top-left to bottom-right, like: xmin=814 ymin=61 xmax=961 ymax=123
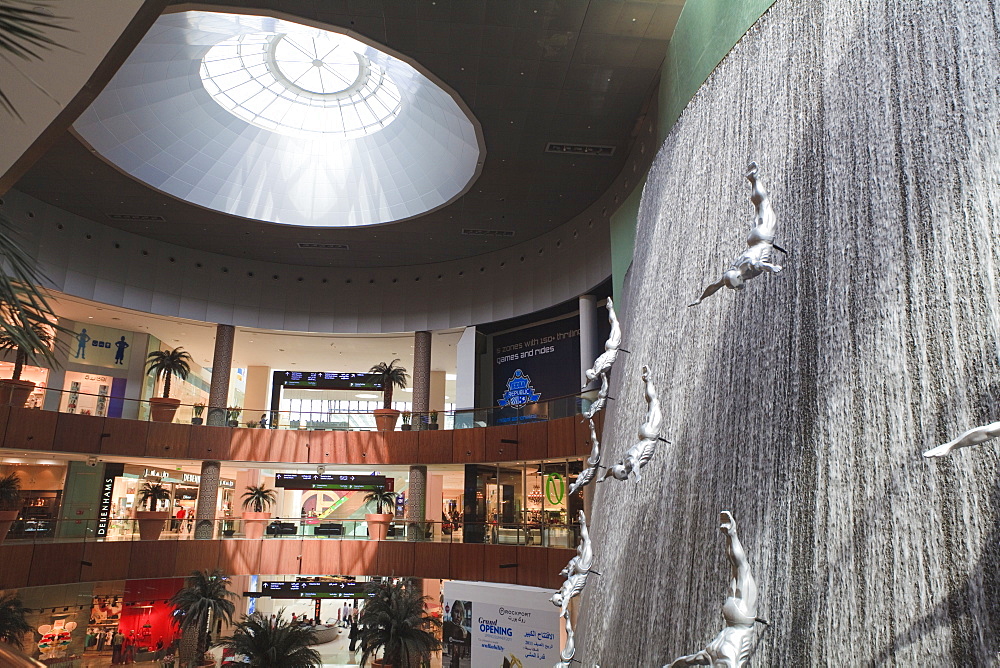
xmin=0 ymin=382 xmax=595 ymax=431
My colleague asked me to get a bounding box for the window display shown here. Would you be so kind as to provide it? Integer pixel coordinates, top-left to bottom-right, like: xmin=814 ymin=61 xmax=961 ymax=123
xmin=61 ymin=371 xmax=121 ymax=417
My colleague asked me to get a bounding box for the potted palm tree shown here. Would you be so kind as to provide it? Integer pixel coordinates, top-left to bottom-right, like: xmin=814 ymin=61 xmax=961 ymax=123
xmin=0 ymin=321 xmax=50 ymax=407
xmin=363 ymin=489 xmax=397 ymax=541
xmin=214 ymin=610 xmax=320 ymax=667
xmin=358 ymin=580 xmax=441 ymax=667
xmin=241 ymin=484 xmax=276 ymax=539
xmin=146 ymin=347 xmax=193 ymax=423
xmin=0 ymin=472 xmax=20 ymax=545
xmin=136 ymin=481 xmax=171 ymax=540
xmin=369 ymin=359 xmax=409 ymax=432
xmin=0 ymin=591 xmax=30 ymax=651
xmin=170 ymin=569 xmax=236 ymax=667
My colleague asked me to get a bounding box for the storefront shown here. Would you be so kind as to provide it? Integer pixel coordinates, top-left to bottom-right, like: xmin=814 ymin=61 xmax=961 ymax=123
xmin=85 ymin=578 xmax=183 ymax=662
xmin=0 ymin=361 xmax=48 ymax=409
xmin=105 ymin=467 xmax=234 ymax=535
xmin=59 ymin=370 xmax=124 ymax=417
xmin=0 ymin=462 xmax=66 ymax=539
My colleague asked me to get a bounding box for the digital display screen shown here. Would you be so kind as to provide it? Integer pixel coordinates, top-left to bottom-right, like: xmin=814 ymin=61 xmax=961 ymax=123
xmin=276 ymin=371 xmax=383 ymax=390
xmin=274 ymin=473 xmax=390 ymax=491
xmin=250 ymin=581 xmax=375 ymax=599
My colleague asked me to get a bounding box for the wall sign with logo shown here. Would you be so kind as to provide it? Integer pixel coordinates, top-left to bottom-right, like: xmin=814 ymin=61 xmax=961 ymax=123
xmin=96 ymin=463 xmax=124 ymax=537
xmin=70 ymin=322 xmax=133 ymax=369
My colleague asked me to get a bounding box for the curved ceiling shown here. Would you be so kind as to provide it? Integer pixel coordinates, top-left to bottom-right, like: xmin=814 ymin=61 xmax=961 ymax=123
xmin=13 ymin=1 xmax=683 ymax=267
xmin=74 ymin=11 xmax=482 ymax=228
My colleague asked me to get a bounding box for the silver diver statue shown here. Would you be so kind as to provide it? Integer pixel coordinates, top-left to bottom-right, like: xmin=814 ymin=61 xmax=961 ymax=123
xmin=583 ymin=297 xmax=622 ymax=387
xmin=600 ymin=365 xmax=661 ymax=482
xmin=569 ymin=418 xmax=602 ymax=495
xmin=689 ymin=162 xmax=782 ymax=306
xmin=924 ymin=420 xmax=1000 ymax=457
xmin=583 ymin=372 xmax=610 ymax=420
xmin=551 ymin=510 xmax=595 ymax=619
xmin=666 ymin=512 xmax=761 ymax=668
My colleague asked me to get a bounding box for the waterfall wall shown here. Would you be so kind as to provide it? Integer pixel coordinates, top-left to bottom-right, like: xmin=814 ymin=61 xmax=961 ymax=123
xmin=577 ymin=0 xmax=1000 ymax=665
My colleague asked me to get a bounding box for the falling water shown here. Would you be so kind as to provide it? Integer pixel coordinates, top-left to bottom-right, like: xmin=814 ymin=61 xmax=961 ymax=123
xmin=575 ymin=0 xmax=1000 ymax=665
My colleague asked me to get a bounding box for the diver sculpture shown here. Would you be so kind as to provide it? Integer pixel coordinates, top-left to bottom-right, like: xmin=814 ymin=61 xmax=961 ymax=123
xmin=666 ymin=512 xmax=761 ymax=668
xmin=551 ymin=510 xmax=595 ymax=619
xmin=583 ymin=372 xmax=610 ymax=420
xmin=689 ymin=162 xmax=782 ymax=306
xmin=583 ymin=298 xmax=622 ymax=387
xmin=600 ymin=365 xmax=661 ymax=482
xmin=923 ymin=420 xmax=1000 ymax=457
xmin=569 ymin=418 xmax=603 ymax=495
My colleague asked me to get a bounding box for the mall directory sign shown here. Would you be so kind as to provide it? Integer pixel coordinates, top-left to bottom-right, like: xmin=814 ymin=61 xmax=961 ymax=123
xmin=275 ymin=371 xmax=383 ymax=390
xmin=274 ymin=473 xmax=389 ymax=491
xmin=254 ymin=581 xmax=374 ymax=599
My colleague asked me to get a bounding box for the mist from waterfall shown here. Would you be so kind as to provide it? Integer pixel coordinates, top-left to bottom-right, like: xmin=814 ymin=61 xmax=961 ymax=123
xmin=575 ymin=0 xmax=1000 ymax=665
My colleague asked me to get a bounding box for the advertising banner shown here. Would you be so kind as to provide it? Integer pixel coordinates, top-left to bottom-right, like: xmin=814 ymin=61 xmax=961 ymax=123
xmin=443 ymin=581 xmax=560 ymax=668
xmin=69 ymin=322 xmax=133 ymax=369
xmin=491 ymin=315 xmax=580 ymax=424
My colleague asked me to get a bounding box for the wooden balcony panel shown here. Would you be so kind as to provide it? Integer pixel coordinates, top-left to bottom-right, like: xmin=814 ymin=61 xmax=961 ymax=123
xmin=83 ymin=542 xmax=133 ymax=582
xmin=416 ymin=429 xmax=453 ymax=464
xmin=300 ymin=537 xmax=340 ymax=574
xmin=485 ymin=424 xmax=518 ymax=462
xmin=175 ymin=540 xmax=221 ymax=575
xmin=452 ymin=428 xmax=485 ymax=464
xmin=188 ymin=424 xmax=232 ymax=460
xmin=127 ymin=540 xmax=179 ymax=580
xmin=517 ymin=420 xmax=548 ymax=461
xmin=340 ymin=540 xmax=378 ymax=575
xmin=515 ymin=546 xmax=551 ymax=589
xmin=547 ymin=415 xmax=579 ymax=459
xmin=52 ymin=412 xmax=105 ymax=454
xmin=304 ymin=430 xmax=338 ymax=464
xmin=28 ymin=542 xmax=85 ymax=586
xmin=266 ymin=429 xmax=310 ymax=464
xmin=414 ymin=541 xmax=451 ymax=580
xmin=482 ymin=544 xmax=519 ymax=584
xmin=145 ymin=421 xmax=191 ymax=459
xmin=100 ymin=418 xmax=150 ymax=457
xmin=375 ymin=541 xmax=415 ymax=577
xmin=259 ymin=539 xmax=304 ymax=576
xmin=229 ymin=427 xmax=269 ymax=462
xmin=0 ymin=544 xmax=32 ymax=588
xmin=448 ymin=543 xmax=485 ymax=582
xmin=383 ymin=431 xmax=419 ymax=465
xmin=3 ymin=407 xmax=56 ymax=452
xmin=546 ymin=548 xmax=577 ymax=590
xmin=350 ymin=431 xmax=381 ymax=464
xmin=0 ymin=405 xmax=11 ymax=444
xmin=218 ymin=539 xmax=261 ymax=576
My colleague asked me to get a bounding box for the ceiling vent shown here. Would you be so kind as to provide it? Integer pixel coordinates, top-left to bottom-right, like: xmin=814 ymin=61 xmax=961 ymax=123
xmin=297 ymin=242 xmax=350 ymax=249
xmin=462 ymin=229 xmax=515 ymax=238
xmin=108 ymin=213 xmax=166 ymax=222
xmin=545 ymin=142 xmax=615 ymax=157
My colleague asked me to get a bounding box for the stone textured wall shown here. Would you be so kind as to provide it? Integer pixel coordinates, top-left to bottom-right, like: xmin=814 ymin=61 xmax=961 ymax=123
xmin=577 ymin=1 xmax=1000 ymax=665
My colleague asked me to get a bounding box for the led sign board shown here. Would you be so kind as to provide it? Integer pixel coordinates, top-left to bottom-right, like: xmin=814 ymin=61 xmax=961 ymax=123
xmin=274 ymin=473 xmax=389 ymax=491
xmin=275 ymin=371 xmax=383 ymax=390
xmin=249 ymin=581 xmax=375 ymax=599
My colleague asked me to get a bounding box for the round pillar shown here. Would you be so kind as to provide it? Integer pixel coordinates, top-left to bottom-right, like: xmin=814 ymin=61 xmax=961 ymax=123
xmin=194 ymin=460 xmax=221 ymax=539
xmin=412 ymin=330 xmax=432 ymax=429
xmin=579 ymin=295 xmax=599 ymax=389
xmin=406 ymin=465 xmax=427 ymax=541
xmin=207 ymin=324 xmax=235 ymax=427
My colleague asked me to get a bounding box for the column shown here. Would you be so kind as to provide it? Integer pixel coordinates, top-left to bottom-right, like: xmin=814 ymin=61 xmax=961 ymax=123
xmin=207 ymin=324 xmax=235 ymax=427
xmin=194 ymin=460 xmax=220 ymax=539
xmin=412 ymin=330 xmax=431 ymax=429
xmin=454 ymin=326 xmax=477 ymax=428
xmin=405 ymin=465 xmax=427 ymax=541
xmin=579 ymin=295 xmax=599 ymax=389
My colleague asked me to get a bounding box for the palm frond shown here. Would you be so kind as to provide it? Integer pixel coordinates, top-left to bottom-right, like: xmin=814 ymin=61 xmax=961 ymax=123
xmin=214 ymin=610 xmax=321 ymax=668
xmin=358 ymin=580 xmax=441 ymax=667
xmin=0 ymin=1 xmax=69 ymax=117
xmin=0 ymin=592 xmax=30 ymax=649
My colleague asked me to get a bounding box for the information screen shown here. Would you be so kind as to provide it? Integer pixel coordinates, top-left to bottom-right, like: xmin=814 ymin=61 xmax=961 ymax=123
xmin=250 ymin=581 xmax=375 ymax=599
xmin=274 ymin=473 xmax=389 ymax=491
xmin=275 ymin=371 xmax=383 ymax=390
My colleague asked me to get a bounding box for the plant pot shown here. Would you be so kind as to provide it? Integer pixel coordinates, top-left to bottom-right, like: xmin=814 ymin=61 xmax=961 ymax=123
xmin=242 ymin=511 xmax=272 ymax=539
xmin=0 ymin=509 xmax=18 ymax=544
xmin=365 ymin=513 xmax=393 ymax=541
xmin=227 ymin=420 xmax=239 ymax=427
xmin=373 ymin=408 xmax=400 ymax=432
xmin=149 ymin=397 xmax=181 ymax=423
xmin=0 ymin=379 xmax=35 ymax=407
xmin=427 ymin=423 xmax=439 ymax=430
xmin=400 ymin=423 xmax=412 ymax=431
xmin=135 ymin=510 xmax=170 ymax=540
xmin=191 ymin=417 xmax=203 ymax=425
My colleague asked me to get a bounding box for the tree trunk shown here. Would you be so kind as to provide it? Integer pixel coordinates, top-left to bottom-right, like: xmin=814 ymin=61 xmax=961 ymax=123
xmin=12 ymin=348 xmax=24 ymax=381
xmin=163 ymin=372 xmax=172 ymax=399
xmin=179 ymin=624 xmax=199 ymax=667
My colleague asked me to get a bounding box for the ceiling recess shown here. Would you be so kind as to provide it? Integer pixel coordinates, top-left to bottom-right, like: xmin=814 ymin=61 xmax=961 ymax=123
xmin=108 ymin=213 xmax=167 ymax=222
xmin=545 ymin=143 xmax=616 ymax=157
xmin=461 ymin=229 xmax=515 ymax=237
xmin=297 ymin=242 xmax=350 ymax=249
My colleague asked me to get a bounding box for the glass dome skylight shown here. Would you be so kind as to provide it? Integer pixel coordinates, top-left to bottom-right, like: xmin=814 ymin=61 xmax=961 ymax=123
xmin=72 ymin=11 xmax=483 ymax=228
xmin=200 ymin=31 xmax=401 ymax=139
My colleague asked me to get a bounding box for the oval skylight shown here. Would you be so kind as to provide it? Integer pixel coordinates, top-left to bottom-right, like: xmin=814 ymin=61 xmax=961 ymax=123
xmin=200 ymin=31 xmax=402 ymax=139
xmin=72 ymin=11 xmax=483 ymax=228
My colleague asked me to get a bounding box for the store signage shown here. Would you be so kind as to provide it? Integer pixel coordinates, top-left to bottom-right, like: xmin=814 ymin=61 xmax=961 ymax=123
xmin=249 ymin=581 xmax=375 ymax=599
xmin=275 ymin=371 xmax=383 ymax=391
xmin=141 ymin=468 xmax=233 ymax=488
xmin=274 ymin=473 xmax=387 ymax=491
xmin=544 ymin=473 xmax=564 ymax=505
xmin=70 ymin=322 xmax=133 ymax=369
xmin=497 ymin=369 xmax=541 ymax=408
xmin=97 ymin=463 xmax=124 ymax=537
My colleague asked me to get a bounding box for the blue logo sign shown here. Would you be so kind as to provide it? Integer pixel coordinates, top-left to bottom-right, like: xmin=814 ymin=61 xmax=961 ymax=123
xmin=498 ymin=369 xmax=540 ymax=408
